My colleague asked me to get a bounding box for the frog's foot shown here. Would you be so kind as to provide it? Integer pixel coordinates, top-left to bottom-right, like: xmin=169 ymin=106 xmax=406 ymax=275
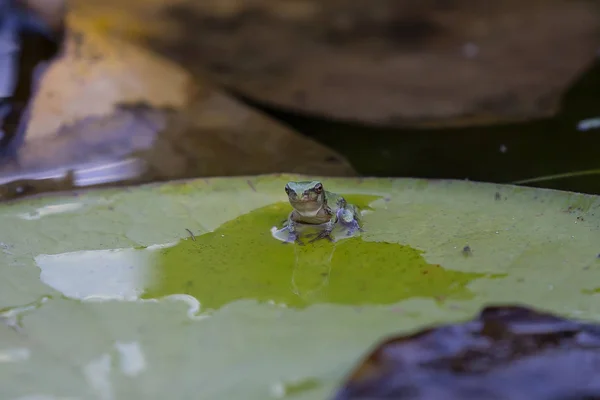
xmin=337 ymin=209 xmax=363 ymax=236
xmin=343 ymin=220 xmax=363 ymax=236
xmin=284 ymin=230 xmax=304 ymax=245
xmin=309 ymin=229 xmax=334 ymax=243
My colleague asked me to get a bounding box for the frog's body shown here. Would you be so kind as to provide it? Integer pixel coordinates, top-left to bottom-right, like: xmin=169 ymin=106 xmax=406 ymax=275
xmin=284 ymin=180 xmax=361 ymax=244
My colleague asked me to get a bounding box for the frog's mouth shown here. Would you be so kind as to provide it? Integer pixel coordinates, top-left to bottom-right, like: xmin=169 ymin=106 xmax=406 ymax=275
xmin=290 ymin=199 xmax=322 ymax=214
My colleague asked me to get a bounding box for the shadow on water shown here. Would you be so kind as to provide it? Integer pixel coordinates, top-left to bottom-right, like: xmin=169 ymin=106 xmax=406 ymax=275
xmin=239 ymin=61 xmax=600 ymax=195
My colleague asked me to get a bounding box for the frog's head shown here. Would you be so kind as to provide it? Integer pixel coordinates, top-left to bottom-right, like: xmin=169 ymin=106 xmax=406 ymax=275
xmin=285 ymin=181 xmax=325 ymax=214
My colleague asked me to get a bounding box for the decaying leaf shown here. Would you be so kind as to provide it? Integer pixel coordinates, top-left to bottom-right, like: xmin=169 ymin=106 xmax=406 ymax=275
xmin=0 ymin=0 xmax=64 ymax=157
xmin=129 ymin=0 xmax=598 ymax=128
xmin=0 ymin=10 xmax=355 ymax=200
xmin=333 ymin=305 xmax=600 ymax=400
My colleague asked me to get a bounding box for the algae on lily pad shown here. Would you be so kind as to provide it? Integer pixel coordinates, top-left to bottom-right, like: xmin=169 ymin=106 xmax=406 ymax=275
xmin=0 ymin=175 xmax=600 ymax=399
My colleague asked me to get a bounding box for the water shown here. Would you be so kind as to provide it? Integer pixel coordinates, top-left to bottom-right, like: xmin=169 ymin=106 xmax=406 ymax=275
xmin=252 ymin=61 xmax=600 ymax=195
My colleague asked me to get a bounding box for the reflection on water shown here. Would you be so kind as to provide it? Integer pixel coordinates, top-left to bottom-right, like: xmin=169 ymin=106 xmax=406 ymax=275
xmin=0 ymin=105 xmax=161 ymax=200
xmin=271 ymin=211 xmax=363 ymax=301
xmin=72 ymin=158 xmax=146 ymax=187
xmin=290 ymin=244 xmax=335 ymax=301
xmin=0 ymin=94 xmax=356 ymax=200
xmin=0 ymin=0 xmax=64 ymax=160
xmin=35 ymin=197 xmax=497 ymax=314
xmin=0 ymin=158 xmax=147 ymax=200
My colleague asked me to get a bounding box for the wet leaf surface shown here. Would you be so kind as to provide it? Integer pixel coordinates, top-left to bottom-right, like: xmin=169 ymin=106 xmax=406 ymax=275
xmin=140 ymin=199 xmax=497 ymax=310
xmin=333 ymin=305 xmax=600 ymax=400
xmin=0 ymin=175 xmax=600 ymax=399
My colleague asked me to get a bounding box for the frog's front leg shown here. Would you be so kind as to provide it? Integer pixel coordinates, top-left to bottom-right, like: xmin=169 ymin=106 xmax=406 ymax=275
xmin=309 ymin=218 xmax=336 ymax=243
xmin=337 ymin=207 xmax=362 ymax=236
xmin=285 ymin=212 xmax=304 ymax=245
xmin=345 ymin=219 xmax=362 ymax=236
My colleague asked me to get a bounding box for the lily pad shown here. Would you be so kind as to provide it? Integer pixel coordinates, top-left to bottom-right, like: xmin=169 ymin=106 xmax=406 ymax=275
xmin=0 ymin=175 xmax=600 ymax=399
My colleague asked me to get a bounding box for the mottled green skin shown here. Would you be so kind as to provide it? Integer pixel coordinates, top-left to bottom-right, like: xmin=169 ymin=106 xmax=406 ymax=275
xmin=284 ymin=181 xmax=361 ymax=244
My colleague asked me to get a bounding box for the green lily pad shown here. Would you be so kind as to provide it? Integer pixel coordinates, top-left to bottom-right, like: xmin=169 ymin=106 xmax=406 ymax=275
xmin=0 ymin=175 xmax=600 ymax=399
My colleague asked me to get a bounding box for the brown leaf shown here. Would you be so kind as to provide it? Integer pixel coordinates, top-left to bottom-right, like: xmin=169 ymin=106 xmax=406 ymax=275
xmin=123 ymin=0 xmax=599 ymax=128
xmin=0 ymin=10 xmax=354 ymax=200
xmin=333 ymin=305 xmax=600 ymax=400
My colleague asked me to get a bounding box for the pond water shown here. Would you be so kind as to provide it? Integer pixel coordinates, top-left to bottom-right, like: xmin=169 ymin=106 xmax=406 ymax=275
xmin=257 ymin=61 xmax=600 ymax=195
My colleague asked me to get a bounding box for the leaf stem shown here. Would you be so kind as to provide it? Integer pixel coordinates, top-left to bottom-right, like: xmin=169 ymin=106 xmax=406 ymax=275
xmin=513 ymin=169 xmax=600 ymax=184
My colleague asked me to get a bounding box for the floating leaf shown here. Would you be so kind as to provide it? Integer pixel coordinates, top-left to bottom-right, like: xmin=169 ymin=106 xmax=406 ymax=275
xmin=0 ymin=175 xmax=599 ymax=399
xmin=333 ymin=305 xmax=600 ymax=400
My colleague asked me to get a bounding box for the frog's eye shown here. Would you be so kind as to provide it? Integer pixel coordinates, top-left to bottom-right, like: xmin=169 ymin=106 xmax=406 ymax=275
xmin=314 ymin=183 xmax=323 ymax=194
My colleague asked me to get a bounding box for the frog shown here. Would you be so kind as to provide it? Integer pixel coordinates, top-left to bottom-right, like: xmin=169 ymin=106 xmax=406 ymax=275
xmin=284 ymin=180 xmax=361 ymax=244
